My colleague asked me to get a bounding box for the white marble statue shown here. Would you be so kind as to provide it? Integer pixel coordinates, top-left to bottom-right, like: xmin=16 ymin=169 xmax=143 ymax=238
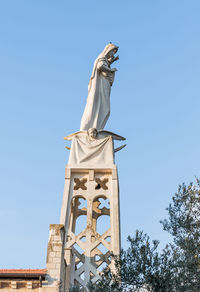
xmin=64 ymin=44 xmax=126 ymax=165
xmin=80 ymin=43 xmax=119 ymax=131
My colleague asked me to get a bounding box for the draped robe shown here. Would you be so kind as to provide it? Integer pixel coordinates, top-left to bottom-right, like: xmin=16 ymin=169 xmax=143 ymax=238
xmin=80 ymin=44 xmax=118 ymax=131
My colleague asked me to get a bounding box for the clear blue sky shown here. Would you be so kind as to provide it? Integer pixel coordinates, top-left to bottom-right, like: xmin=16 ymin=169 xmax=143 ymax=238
xmin=0 ymin=0 xmax=200 ymax=268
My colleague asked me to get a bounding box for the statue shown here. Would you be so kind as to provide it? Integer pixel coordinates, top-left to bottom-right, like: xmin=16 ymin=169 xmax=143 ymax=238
xmin=80 ymin=43 xmax=119 ymax=131
xmin=64 ymin=43 xmax=126 ymax=165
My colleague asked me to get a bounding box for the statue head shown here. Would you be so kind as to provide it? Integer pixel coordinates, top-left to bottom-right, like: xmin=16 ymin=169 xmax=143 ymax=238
xmin=98 ymin=43 xmax=119 ymax=60
xmin=88 ymin=43 xmax=119 ymax=93
xmin=88 ymin=128 xmax=98 ymax=140
xmin=104 ymin=44 xmax=118 ymax=59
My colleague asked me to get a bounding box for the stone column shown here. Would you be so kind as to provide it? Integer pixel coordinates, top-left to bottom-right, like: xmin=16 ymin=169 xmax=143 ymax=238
xmin=41 ymin=224 xmax=66 ymax=292
xmin=59 ymin=165 xmax=121 ymax=289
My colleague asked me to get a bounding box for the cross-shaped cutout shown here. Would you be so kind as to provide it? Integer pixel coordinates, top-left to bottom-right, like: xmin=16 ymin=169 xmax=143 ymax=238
xmin=95 ymin=178 xmax=108 ymax=190
xmin=74 ymin=178 xmax=87 ymax=190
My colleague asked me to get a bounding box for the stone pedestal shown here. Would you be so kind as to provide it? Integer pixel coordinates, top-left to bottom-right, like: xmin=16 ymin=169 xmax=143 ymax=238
xmin=60 ymin=165 xmax=120 ymax=290
xmin=42 ymin=134 xmax=122 ymax=291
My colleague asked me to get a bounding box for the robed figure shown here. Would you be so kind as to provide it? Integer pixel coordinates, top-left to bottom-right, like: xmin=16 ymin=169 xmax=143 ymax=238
xmin=80 ymin=43 xmax=119 ymax=131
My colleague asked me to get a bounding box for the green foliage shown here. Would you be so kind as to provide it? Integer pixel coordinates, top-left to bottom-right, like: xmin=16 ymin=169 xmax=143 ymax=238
xmin=160 ymin=178 xmax=200 ymax=291
xmin=115 ymin=231 xmax=172 ymax=291
xmin=67 ymin=285 xmax=88 ymax=292
xmin=92 ymin=178 xmax=200 ymax=292
xmin=87 ymin=268 xmax=121 ymax=292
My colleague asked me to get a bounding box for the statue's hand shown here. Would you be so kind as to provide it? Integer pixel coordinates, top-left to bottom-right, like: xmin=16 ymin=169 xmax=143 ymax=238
xmin=111 ymin=68 xmax=117 ymax=72
xmin=108 ymin=55 xmax=119 ymax=64
xmin=115 ymin=55 xmax=119 ymax=61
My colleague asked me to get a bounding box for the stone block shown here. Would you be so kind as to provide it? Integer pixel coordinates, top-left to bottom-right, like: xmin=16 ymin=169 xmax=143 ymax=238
xmin=39 ymin=287 xmax=58 ymax=292
xmin=27 ymin=281 xmax=32 ymax=289
xmin=49 ymin=224 xmax=64 ymax=236
xmin=53 ymin=257 xmax=61 ymax=263
xmin=46 ymin=263 xmax=56 ymax=269
xmin=49 ymin=252 xmax=56 ymax=257
xmin=56 ymin=251 xmax=61 ymax=257
xmin=11 ymin=281 xmax=17 ymax=289
xmin=89 ymin=169 xmax=94 ymax=181
xmin=112 ymin=168 xmax=118 ymax=180
xmin=53 ymin=245 xmax=62 ymax=252
xmin=53 ymin=236 xmax=61 ymax=241
xmin=65 ymin=167 xmax=71 ymax=179
xmin=48 ymin=269 xmax=59 ymax=277
xmin=48 ymin=257 xmax=53 ymax=263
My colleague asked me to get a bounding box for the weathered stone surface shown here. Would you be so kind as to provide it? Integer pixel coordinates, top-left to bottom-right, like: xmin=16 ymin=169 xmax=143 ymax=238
xmin=60 ymin=166 xmax=120 ymax=290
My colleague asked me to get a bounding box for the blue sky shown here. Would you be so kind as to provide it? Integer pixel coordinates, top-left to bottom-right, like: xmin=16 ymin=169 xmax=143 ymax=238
xmin=0 ymin=0 xmax=200 ymax=268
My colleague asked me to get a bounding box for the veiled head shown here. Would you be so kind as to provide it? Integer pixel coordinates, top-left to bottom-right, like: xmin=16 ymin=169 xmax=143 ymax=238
xmin=101 ymin=43 xmax=119 ymax=59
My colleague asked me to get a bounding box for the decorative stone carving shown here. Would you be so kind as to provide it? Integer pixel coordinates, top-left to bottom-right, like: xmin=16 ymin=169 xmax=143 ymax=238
xmin=95 ymin=178 xmax=108 ymax=190
xmin=60 ymin=170 xmax=120 ymax=289
xmin=74 ymin=178 xmax=87 ymax=190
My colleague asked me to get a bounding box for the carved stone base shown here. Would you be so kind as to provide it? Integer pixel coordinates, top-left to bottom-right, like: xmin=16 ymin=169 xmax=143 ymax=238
xmin=43 ymin=161 xmax=120 ymax=292
xmin=60 ymin=165 xmax=120 ymax=290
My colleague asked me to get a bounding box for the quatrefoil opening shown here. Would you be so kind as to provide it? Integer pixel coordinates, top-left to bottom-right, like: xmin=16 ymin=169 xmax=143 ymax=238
xmin=74 ymin=178 xmax=87 ymax=190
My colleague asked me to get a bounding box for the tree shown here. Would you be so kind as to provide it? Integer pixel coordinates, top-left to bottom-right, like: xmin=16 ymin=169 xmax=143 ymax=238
xmin=90 ymin=231 xmax=173 ymax=292
xmin=114 ymin=231 xmax=171 ymax=292
xmin=161 ymin=178 xmax=200 ymax=291
xmin=89 ymin=178 xmax=200 ymax=292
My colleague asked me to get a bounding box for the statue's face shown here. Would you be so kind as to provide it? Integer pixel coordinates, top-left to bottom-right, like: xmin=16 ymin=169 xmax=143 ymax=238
xmin=107 ymin=48 xmax=117 ymax=58
xmin=107 ymin=49 xmax=115 ymax=58
xmin=88 ymin=128 xmax=97 ymax=139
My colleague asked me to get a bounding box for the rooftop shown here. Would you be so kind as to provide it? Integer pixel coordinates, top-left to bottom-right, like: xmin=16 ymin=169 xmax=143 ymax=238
xmin=0 ymin=269 xmax=46 ymax=279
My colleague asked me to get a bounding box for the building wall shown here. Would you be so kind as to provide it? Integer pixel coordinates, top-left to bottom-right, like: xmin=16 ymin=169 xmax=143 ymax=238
xmin=0 ymin=280 xmax=40 ymax=291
